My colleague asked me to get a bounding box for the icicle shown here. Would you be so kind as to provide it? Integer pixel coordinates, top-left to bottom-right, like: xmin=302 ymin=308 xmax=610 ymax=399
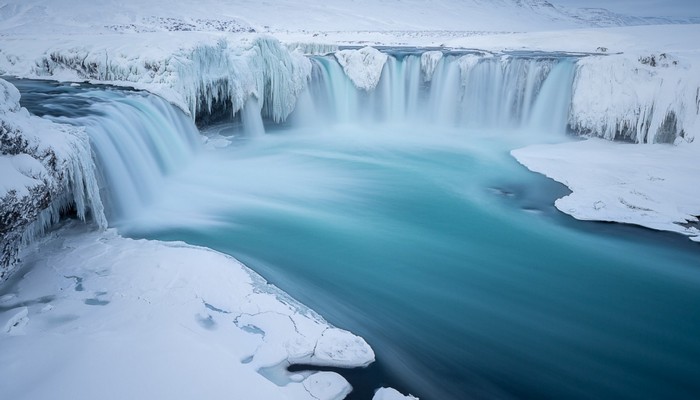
xmin=249 ymin=36 xmax=313 ymax=123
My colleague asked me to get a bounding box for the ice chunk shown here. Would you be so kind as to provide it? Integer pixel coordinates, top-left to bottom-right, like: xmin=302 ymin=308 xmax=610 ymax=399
xmin=334 ymin=46 xmax=388 ymax=91
xmin=303 ymin=371 xmax=352 ymax=400
xmin=373 ymin=387 xmax=419 ymax=400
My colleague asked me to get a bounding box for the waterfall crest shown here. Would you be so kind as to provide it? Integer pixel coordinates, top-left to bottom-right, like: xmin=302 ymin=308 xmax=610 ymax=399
xmin=293 ymin=52 xmax=579 ymax=135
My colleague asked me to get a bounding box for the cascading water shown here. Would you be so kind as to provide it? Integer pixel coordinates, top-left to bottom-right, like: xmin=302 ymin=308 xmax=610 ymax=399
xmin=291 ymin=52 xmax=578 ymax=135
xmin=12 ymin=81 xmax=201 ymax=223
xmin=9 ymin=48 xmax=700 ymax=400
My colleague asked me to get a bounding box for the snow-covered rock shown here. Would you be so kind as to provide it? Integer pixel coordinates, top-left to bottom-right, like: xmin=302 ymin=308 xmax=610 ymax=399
xmin=334 ymin=47 xmax=388 ymax=91
xmin=0 ymin=221 xmax=374 ymax=400
xmin=0 ymin=78 xmax=105 ymax=279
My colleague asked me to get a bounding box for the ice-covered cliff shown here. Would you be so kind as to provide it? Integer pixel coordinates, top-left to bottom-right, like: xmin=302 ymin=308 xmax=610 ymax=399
xmin=571 ymin=52 xmax=700 ymax=144
xmin=0 ymin=34 xmax=311 ymax=125
xmin=0 ymin=78 xmax=105 ymax=279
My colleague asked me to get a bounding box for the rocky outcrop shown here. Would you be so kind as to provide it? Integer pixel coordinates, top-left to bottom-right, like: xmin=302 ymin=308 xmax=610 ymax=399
xmin=0 ymin=78 xmax=105 ymax=280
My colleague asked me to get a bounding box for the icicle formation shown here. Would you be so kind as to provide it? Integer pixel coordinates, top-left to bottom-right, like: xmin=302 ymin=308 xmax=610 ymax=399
xmin=0 ymin=78 xmax=105 ymax=280
xmin=301 ymin=51 xmax=578 ymax=134
xmin=571 ymin=53 xmax=699 ymax=143
xmin=174 ymin=36 xmax=312 ymax=124
xmin=31 ymin=36 xmax=312 ymax=125
xmin=248 ymin=36 xmax=313 ymax=123
xmin=63 ymin=90 xmax=201 ymax=221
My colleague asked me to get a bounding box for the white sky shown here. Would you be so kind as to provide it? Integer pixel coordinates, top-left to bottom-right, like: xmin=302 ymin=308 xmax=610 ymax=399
xmin=553 ymin=0 xmax=700 ymax=18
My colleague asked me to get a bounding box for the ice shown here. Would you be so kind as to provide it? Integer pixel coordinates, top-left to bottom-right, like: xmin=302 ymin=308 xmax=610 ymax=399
xmin=308 ymin=52 xmax=575 ymax=132
xmin=512 ymin=138 xmax=700 ymax=241
xmin=373 ymin=387 xmax=419 ymax=400
xmin=334 ymin=47 xmax=388 ymax=91
xmin=420 ymin=51 xmax=443 ymax=82
xmin=0 ymin=78 xmax=106 ymax=278
xmin=570 ymin=53 xmax=699 ymax=143
xmin=1 ymin=1 xmax=700 ymax=398
xmin=287 ymin=42 xmax=339 ymax=55
xmin=303 ymin=372 xmax=353 ymax=400
xmin=0 ymin=221 xmax=374 ymax=400
xmin=0 ymin=34 xmax=311 ymax=125
xmin=1 ymin=306 xmax=28 ymax=335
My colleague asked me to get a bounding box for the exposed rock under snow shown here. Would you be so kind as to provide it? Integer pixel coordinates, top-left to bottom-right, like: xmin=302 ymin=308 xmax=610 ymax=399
xmin=512 ymin=138 xmax=700 ymax=241
xmin=0 ymin=221 xmax=374 ymax=400
xmin=0 ymin=78 xmax=105 ymax=279
xmin=334 ymin=47 xmax=388 ymax=91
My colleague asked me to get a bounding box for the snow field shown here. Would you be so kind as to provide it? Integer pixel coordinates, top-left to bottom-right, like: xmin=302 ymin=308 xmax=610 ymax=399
xmin=0 ymin=221 xmax=375 ymax=400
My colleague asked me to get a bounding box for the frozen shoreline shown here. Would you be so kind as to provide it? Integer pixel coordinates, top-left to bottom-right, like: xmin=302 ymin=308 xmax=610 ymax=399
xmin=512 ymin=138 xmax=700 ymax=242
xmin=0 ymin=221 xmax=376 ymax=400
xmin=1 ymin=2 xmax=699 ymax=399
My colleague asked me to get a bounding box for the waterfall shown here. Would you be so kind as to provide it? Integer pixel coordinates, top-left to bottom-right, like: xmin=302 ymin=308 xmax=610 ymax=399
xmin=45 ymin=89 xmax=201 ymax=222
xmin=12 ymin=49 xmax=579 ymax=230
xmin=293 ymin=52 xmax=578 ymax=135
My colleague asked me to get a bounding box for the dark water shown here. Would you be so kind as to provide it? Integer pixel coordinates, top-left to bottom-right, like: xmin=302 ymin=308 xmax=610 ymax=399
xmin=11 ymin=78 xmax=700 ymax=400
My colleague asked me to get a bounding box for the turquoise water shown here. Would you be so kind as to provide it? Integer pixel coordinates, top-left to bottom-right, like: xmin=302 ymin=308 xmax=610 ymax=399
xmin=12 ymin=77 xmax=700 ymax=400
xmin=131 ymin=128 xmax=700 ymax=400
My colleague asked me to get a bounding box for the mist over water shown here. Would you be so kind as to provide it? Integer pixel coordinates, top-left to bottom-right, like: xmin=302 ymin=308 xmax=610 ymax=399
xmin=133 ymin=130 xmax=700 ymax=400
xmin=10 ymin=51 xmax=700 ymax=400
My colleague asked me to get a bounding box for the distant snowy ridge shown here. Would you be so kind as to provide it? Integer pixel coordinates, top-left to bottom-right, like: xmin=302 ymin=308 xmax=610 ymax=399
xmin=3 ymin=0 xmax=698 ymax=39
xmin=563 ymin=7 xmax=700 ymax=28
xmin=0 ymin=78 xmax=105 ymax=279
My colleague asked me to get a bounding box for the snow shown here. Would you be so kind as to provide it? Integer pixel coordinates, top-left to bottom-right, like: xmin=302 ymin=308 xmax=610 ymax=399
xmin=0 ymin=77 xmax=105 ymax=277
xmin=334 ymin=47 xmax=388 ymax=91
xmin=373 ymin=387 xmax=419 ymax=400
xmin=1 ymin=0 xmax=700 ymax=398
xmin=0 ymin=0 xmax=659 ymax=37
xmin=420 ymin=51 xmax=443 ymax=82
xmin=0 ymin=154 xmax=46 ymax=198
xmin=571 ymin=52 xmax=700 ymax=143
xmin=512 ymin=138 xmax=700 ymax=240
xmin=0 ymin=221 xmax=374 ymax=400
xmin=0 ymin=34 xmax=311 ymax=124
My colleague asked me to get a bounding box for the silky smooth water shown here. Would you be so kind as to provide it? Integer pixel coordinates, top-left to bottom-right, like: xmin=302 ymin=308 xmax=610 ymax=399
xmin=12 ymin=71 xmax=700 ymax=400
xmin=131 ymin=130 xmax=700 ymax=400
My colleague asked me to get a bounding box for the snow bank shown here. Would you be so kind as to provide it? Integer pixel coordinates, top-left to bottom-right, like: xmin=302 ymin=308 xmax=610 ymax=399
xmin=0 ymin=221 xmax=374 ymax=399
xmin=512 ymin=138 xmax=700 ymax=241
xmin=334 ymin=47 xmax=388 ymax=91
xmin=0 ymin=78 xmax=105 ymax=279
xmin=0 ymin=34 xmax=311 ymax=124
xmin=571 ymin=53 xmax=700 ymax=144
